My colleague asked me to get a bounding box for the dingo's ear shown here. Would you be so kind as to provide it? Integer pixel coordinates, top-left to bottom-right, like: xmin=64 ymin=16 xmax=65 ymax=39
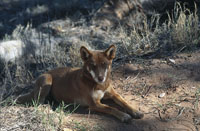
xmin=80 ymin=46 xmax=92 ymax=61
xmin=105 ymin=45 xmax=116 ymax=60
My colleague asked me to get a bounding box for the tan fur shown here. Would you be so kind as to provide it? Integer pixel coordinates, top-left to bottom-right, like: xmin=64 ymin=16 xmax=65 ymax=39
xmin=16 ymin=45 xmax=144 ymax=122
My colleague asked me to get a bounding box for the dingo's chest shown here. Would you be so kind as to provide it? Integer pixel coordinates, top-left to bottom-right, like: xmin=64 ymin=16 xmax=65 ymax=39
xmin=92 ymin=90 xmax=105 ymax=100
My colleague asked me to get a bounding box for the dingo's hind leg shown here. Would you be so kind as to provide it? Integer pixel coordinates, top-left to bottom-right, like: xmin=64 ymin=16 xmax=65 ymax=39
xmin=16 ymin=73 xmax=52 ymax=104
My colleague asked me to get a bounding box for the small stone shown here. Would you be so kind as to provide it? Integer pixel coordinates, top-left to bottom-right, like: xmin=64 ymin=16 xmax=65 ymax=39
xmin=63 ymin=128 xmax=73 ymax=131
xmin=169 ymin=58 xmax=175 ymax=64
xmin=158 ymin=93 xmax=165 ymax=98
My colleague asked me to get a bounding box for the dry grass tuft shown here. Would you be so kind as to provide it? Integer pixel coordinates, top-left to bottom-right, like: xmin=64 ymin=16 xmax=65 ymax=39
xmin=120 ymin=2 xmax=200 ymax=56
xmin=170 ymin=3 xmax=199 ymax=47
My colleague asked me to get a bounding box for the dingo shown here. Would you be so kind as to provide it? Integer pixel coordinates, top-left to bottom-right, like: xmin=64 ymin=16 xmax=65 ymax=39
xmin=16 ymin=45 xmax=144 ymax=122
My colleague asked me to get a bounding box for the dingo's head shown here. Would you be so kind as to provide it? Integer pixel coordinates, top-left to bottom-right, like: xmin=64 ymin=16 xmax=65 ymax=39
xmin=80 ymin=45 xmax=116 ymax=84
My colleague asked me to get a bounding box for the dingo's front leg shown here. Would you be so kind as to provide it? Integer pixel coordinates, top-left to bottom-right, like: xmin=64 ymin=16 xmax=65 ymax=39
xmin=89 ymin=100 xmax=131 ymax=122
xmin=105 ymin=87 xmax=144 ymax=119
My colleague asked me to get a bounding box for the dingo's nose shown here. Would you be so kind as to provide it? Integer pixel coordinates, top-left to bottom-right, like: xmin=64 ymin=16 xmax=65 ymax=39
xmin=98 ymin=76 xmax=104 ymax=82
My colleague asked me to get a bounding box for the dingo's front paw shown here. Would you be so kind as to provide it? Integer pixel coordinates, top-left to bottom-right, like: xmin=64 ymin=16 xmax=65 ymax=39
xmin=120 ymin=113 xmax=132 ymax=123
xmin=131 ymin=111 xmax=144 ymax=119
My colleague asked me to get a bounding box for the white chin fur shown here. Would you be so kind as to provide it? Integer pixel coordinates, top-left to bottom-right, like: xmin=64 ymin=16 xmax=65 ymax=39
xmin=87 ymin=67 xmax=107 ymax=84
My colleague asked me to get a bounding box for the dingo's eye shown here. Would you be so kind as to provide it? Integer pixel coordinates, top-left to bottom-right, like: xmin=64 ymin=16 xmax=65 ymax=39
xmin=102 ymin=62 xmax=107 ymax=67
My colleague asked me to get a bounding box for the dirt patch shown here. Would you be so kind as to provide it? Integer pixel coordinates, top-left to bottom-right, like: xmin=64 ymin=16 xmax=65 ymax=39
xmin=110 ymin=50 xmax=200 ymax=131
